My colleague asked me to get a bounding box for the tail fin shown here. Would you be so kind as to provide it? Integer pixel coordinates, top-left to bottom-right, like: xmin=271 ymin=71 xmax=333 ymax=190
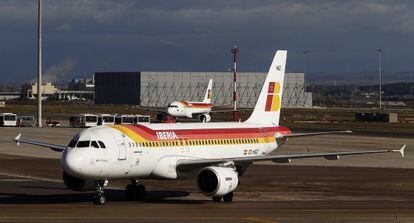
xmin=245 ymin=50 xmax=287 ymax=126
xmin=202 ymin=79 xmax=213 ymax=103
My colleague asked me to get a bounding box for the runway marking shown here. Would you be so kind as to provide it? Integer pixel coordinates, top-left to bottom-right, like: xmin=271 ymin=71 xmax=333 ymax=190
xmin=0 ymin=171 xmax=62 ymax=183
xmin=241 ymin=217 xmax=278 ymax=223
xmin=0 ymin=178 xmax=35 ymax=182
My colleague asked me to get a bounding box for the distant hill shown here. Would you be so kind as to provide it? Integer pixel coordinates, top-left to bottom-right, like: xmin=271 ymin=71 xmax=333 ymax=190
xmin=307 ymin=71 xmax=414 ymax=85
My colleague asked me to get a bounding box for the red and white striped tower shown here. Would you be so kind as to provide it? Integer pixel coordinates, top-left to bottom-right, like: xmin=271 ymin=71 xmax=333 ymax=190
xmin=231 ymin=45 xmax=238 ymax=121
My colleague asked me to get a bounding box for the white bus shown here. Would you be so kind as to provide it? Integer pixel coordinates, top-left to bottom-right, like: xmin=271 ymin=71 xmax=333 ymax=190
xmin=97 ymin=114 xmax=115 ymax=126
xmin=0 ymin=113 xmax=17 ymax=127
xmin=115 ymin=115 xmax=135 ymax=124
xmin=69 ymin=114 xmax=98 ymax=128
xmin=135 ymin=115 xmax=151 ymax=124
xmin=17 ymin=115 xmax=36 ymax=127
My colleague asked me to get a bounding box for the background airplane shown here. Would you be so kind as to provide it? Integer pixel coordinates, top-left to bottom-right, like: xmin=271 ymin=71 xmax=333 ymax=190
xmin=149 ymin=79 xmax=237 ymax=123
xmin=14 ymin=50 xmax=405 ymax=205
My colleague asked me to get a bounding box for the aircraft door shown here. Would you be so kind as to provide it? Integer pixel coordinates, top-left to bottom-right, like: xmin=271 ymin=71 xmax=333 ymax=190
xmin=112 ymin=132 xmax=127 ymax=160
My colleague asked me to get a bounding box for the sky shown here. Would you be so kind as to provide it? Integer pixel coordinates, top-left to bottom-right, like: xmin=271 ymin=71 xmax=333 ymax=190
xmin=1 ymin=0 xmax=414 ymax=83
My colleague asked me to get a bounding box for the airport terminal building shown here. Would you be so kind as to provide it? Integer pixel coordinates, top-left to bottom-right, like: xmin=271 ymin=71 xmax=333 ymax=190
xmin=95 ymin=72 xmax=312 ymax=108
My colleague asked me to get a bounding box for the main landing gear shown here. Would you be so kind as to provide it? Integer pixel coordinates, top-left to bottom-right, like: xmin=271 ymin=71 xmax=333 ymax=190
xmin=125 ymin=179 xmax=146 ymax=201
xmin=93 ymin=180 xmax=107 ymax=205
xmin=212 ymin=192 xmax=233 ymax=202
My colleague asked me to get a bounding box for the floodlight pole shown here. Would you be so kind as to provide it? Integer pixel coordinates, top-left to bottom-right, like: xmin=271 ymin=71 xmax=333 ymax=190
xmin=304 ymin=50 xmax=308 ymax=91
xmin=37 ymin=0 xmax=42 ymax=127
xmin=231 ymin=45 xmax=238 ymax=121
xmin=377 ymin=48 xmax=383 ymax=110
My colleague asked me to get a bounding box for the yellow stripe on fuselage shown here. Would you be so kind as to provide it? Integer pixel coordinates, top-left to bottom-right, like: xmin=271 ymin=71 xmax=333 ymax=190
xmin=110 ymin=125 xmax=276 ymax=148
xmin=110 ymin=125 xmax=147 ymax=142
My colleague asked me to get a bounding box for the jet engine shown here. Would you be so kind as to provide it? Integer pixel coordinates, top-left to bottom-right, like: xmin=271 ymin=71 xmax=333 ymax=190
xmin=199 ymin=114 xmax=211 ymax=123
xmin=196 ymin=166 xmax=238 ymax=197
xmin=63 ymin=171 xmax=95 ymax=191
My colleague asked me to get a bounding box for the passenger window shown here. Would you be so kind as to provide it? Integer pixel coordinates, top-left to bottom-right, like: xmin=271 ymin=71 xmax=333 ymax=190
xmin=76 ymin=141 xmax=90 ymax=148
xmin=91 ymin=141 xmax=100 ymax=148
xmin=98 ymin=141 xmax=106 ymax=148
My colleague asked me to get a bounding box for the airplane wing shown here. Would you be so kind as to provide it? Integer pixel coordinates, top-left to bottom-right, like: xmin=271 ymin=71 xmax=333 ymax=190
xmin=278 ymin=130 xmax=352 ymax=139
xmin=176 ymin=145 xmax=406 ymax=172
xmin=141 ymin=107 xmax=166 ymax=113
xmin=13 ymin=134 xmax=66 ymax=152
xmin=209 ymin=108 xmax=253 ymax=113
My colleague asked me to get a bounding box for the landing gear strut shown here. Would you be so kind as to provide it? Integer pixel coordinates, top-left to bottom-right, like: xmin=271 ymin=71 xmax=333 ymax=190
xmin=125 ymin=179 xmax=146 ymax=201
xmin=93 ymin=180 xmax=106 ymax=205
xmin=212 ymin=192 xmax=233 ymax=202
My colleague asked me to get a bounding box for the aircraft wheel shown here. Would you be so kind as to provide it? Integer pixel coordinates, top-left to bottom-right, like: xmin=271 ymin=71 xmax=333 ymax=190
xmin=212 ymin=196 xmax=222 ymax=202
xmin=136 ymin=184 xmax=146 ymax=200
xmin=125 ymin=184 xmax=137 ymax=201
xmin=93 ymin=194 xmax=106 ymax=205
xmin=223 ymin=192 xmax=233 ymax=202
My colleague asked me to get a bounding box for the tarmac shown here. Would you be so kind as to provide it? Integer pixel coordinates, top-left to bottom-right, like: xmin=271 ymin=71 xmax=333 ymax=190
xmin=0 ymin=127 xmax=413 ymax=222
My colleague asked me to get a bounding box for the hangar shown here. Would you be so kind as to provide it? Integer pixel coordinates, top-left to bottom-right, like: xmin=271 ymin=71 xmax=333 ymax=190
xmin=95 ymin=72 xmax=312 ymax=108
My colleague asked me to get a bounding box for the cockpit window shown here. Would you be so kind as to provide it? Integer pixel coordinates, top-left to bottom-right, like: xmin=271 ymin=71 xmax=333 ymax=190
xmin=76 ymin=141 xmax=90 ymax=148
xmin=167 ymin=103 xmax=178 ymax=108
xmin=98 ymin=141 xmax=106 ymax=148
xmin=91 ymin=141 xmax=100 ymax=148
xmin=67 ymin=140 xmax=77 ymax=148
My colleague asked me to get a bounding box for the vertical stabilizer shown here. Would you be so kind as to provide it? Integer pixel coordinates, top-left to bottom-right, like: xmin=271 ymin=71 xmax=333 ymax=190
xmin=245 ymin=50 xmax=287 ymax=126
xmin=202 ymin=79 xmax=213 ymax=103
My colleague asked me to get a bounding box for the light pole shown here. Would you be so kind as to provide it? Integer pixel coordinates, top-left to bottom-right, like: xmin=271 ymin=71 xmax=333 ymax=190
xmin=231 ymin=45 xmax=238 ymax=121
xmin=37 ymin=0 xmax=43 ymax=127
xmin=377 ymin=48 xmax=383 ymax=110
xmin=304 ymin=50 xmax=308 ymax=91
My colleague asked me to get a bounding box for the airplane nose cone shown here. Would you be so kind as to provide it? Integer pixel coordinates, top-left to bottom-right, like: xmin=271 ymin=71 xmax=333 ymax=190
xmin=61 ymin=149 xmax=86 ymax=178
xmin=167 ymin=108 xmax=174 ymax=115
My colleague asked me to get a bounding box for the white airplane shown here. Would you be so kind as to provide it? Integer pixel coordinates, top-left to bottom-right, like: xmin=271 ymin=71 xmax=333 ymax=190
xmin=14 ymin=50 xmax=405 ymax=205
xmin=152 ymin=79 xmax=236 ymax=122
xmin=151 ymin=79 xmax=214 ymax=122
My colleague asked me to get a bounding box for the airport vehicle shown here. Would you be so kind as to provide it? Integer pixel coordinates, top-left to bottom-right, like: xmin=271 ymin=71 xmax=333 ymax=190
xmin=69 ymin=114 xmax=98 ymax=127
xmin=97 ymin=114 xmax=115 ymax=126
xmin=152 ymin=79 xmax=233 ymax=122
xmin=134 ymin=115 xmax=150 ymax=124
xmin=0 ymin=113 xmax=17 ymax=127
xmin=46 ymin=119 xmax=61 ymax=127
xmin=115 ymin=115 xmax=135 ymax=125
xmin=17 ymin=115 xmax=36 ymax=127
xmin=14 ymin=50 xmax=405 ymax=205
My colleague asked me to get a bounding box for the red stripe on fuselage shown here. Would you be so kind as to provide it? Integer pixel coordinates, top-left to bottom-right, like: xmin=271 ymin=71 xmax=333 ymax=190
xmin=180 ymin=101 xmax=213 ymax=108
xmin=119 ymin=124 xmax=291 ymax=141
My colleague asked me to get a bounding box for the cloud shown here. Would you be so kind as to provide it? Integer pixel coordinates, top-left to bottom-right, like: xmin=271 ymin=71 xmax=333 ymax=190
xmin=1 ymin=0 xmax=414 ymax=83
xmin=56 ymin=23 xmax=72 ymax=32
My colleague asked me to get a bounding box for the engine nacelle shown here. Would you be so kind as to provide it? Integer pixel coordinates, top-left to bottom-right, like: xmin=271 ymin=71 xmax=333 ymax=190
xmin=63 ymin=171 xmax=95 ymax=191
xmin=199 ymin=114 xmax=211 ymax=123
xmin=196 ymin=166 xmax=238 ymax=197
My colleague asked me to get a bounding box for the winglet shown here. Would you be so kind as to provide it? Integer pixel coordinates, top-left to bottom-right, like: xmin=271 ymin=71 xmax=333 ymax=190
xmin=14 ymin=133 xmax=21 ymax=146
xmin=393 ymin=144 xmax=406 ymax=158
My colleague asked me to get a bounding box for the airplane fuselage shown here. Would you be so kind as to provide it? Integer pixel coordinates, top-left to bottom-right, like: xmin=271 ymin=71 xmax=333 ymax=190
xmin=167 ymin=101 xmax=213 ymax=118
xmin=62 ymin=123 xmax=291 ymax=181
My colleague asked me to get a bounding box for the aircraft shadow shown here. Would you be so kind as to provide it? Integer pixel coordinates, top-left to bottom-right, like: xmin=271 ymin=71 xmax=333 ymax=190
xmin=0 ymin=189 xmax=204 ymax=204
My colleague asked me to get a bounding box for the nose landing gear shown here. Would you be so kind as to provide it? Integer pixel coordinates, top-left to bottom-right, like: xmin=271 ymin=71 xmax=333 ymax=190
xmin=125 ymin=179 xmax=146 ymax=201
xmin=93 ymin=180 xmax=107 ymax=205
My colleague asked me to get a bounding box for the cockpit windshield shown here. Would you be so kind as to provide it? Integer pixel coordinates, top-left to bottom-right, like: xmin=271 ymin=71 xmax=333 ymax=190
xmin=76 ymin=141 xmax=90 ymax=148
xmin=67 ymin=140 xmax=77 ymax=148
xmin=167 ymin=103 xmax=178 ymax=108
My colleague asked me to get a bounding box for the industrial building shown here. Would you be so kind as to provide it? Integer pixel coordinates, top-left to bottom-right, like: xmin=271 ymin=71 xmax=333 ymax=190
xmin=95 ymin=72 xmax=312 ymax=108
xmin=95 ymin=72 xmax=140 ymax=105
